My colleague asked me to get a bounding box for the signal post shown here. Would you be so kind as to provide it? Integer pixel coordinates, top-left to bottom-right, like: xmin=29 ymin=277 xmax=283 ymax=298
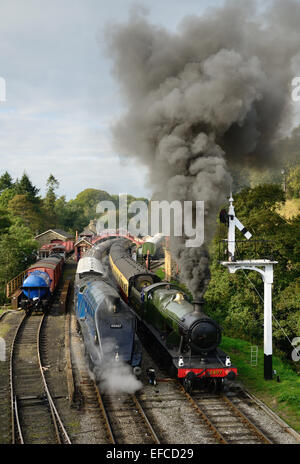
xmin=221 ymin=195 xmax=277 ymax=380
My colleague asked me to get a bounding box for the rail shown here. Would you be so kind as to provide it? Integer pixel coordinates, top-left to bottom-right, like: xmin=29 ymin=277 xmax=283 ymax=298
xmin=10 ymin=313 xmax=72 ymax=444
xmin=221 ymin=394 xmax=272 ymax=444
xmin=94 ymin=382 xmax=116 ymax=444
xmin=178 ymin=384 xmax=228 ymax=444
xmin=37 ymin=315 xmax=72 ymax=444
xmin=9 ymin=312 xmax=26 ymax=443
xmin=95 ymin=387 xmax=161 ymax=444
xmin=132 ymin=393 xmax=161 ymax=444
xmin=178 ymin=384 xmax=273 ymax=444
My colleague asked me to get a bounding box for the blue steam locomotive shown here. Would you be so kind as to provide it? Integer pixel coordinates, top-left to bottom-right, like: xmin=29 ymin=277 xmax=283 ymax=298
xmin=74 ymin=240 xmax=142 ymax=376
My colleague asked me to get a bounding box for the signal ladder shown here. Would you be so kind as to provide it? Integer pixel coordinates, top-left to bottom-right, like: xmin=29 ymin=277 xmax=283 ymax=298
xmin=250 ymin=345 xmax=258 ymax=367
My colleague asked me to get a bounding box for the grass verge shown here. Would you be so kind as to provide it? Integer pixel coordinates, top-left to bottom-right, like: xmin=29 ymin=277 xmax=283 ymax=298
xmin=221 ymin=336 xmax=300 ymax=433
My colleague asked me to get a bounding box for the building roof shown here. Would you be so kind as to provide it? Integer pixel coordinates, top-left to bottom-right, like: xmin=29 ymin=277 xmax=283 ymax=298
xmin=35 ymin=229 xmax=73 ymax=240
xmin=76 ymin=257 xmax=104 ymax=276
xmin=74 ymin=237 xmax=92 ymax=247
xmin=80 ymin=228 xmax=95 ymax=237
xmin=40 ymin=243 xmax=66 ymax=250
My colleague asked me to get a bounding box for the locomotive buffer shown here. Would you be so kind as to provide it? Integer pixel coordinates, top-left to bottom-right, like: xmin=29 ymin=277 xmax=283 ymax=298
xmin=220 ymin=194 xmax=277 ymax=381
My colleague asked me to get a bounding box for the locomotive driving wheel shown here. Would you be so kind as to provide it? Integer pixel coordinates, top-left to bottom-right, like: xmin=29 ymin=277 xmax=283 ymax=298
xmin=183 ymin=372 xmax=196 ymax=394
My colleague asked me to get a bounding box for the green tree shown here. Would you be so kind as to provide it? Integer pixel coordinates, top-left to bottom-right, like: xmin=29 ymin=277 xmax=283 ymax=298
xmin=15 ymin=172 xmax=39 ymax=201
xmin=8 ymin=194 xmax=43 ymax=234
xmin=0 ymin=171 xmax=13 ymax=192
xmin=45 ymin=174 xmax=59 ymax=209
xmin=43 ymin=174 xmax=60 ymax=228
xmin=68 ymin=189 xmax=115 ymax=232
xmin=0 ymin=207 xmax=12 ymax=232
xmin=0 ymin=188 xmax=17 ymax=208
xmin=0 ymin=218 xmax=37 ymax=303
xmin=273 ymin=278 xmax=300 ymax=352
xmin=286 ymin=165 xmax=300 ymax=199
xmin=54 ymin=195 xmax=77 ymax=232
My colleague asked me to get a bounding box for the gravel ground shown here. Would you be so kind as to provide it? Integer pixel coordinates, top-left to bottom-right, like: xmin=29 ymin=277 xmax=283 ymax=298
xmin=228 ymin=389 xmax=300 ymax=444
xmin=1 ymin=296 xmax=299 ymax=445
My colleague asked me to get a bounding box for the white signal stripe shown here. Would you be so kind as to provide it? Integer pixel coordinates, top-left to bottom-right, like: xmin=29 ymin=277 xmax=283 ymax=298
xmin=234 ymin=218 xmax=252 ymax=240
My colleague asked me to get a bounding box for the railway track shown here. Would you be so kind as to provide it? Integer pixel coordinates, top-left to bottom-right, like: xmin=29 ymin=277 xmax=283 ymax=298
xmin=10 ymin=313 xmax=71 ymax=444
xmin=0 ymin=311 xmax=24 ymax=444
xmin=96 ymin=388 xmax=161 ymax=444
xmin=179 ymin=387 xmax=272 ymax=444
xmin=68 ymin=311 xmax=161 ymax=444
xmin=138 ymin=343 xmax=275 ymax=444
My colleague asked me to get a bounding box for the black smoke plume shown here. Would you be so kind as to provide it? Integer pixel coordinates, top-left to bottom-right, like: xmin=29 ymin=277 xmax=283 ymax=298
xmin=105 ymin=0 xmax=300 ymax=298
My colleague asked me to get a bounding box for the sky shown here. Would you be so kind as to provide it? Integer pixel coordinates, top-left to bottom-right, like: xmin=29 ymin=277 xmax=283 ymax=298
xmin=0 ymin=0 xmax=299 ymax=200
xmin=0 ymin=0 xmax=227 ymax=200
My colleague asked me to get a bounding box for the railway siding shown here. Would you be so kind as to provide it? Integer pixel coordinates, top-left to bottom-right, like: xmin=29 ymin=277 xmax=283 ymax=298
xmin=10 ymin=312 xmax=74 ymax=444
xmin=0 ymin=311 xmax=24 ymax=444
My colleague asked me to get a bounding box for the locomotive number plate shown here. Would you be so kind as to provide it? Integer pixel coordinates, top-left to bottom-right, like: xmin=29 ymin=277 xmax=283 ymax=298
xmin=209 ymin=369 xmax=223 ymax=376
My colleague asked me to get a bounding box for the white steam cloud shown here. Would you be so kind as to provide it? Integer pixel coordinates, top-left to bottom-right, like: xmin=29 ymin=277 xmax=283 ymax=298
xmin=94 ymin=339 xmax=142 ymax=394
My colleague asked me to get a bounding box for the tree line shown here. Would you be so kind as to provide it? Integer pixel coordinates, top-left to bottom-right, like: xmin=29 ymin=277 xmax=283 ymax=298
xmin=0 ymin=165 xmax=299 ymax=367
xmin=0 ymin=171 xmax=147 ymax=303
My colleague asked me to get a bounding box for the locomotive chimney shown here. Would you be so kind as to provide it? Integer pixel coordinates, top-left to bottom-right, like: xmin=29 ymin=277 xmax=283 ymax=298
xmin=192 ymin=299 xmax=204 ymax=314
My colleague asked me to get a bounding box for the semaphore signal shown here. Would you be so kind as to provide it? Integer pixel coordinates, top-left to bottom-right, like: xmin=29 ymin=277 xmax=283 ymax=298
xmin=219 ymin=193 xmax=252 ymax=261
xmin=221 ymin=193 xmax=277 ymax=381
